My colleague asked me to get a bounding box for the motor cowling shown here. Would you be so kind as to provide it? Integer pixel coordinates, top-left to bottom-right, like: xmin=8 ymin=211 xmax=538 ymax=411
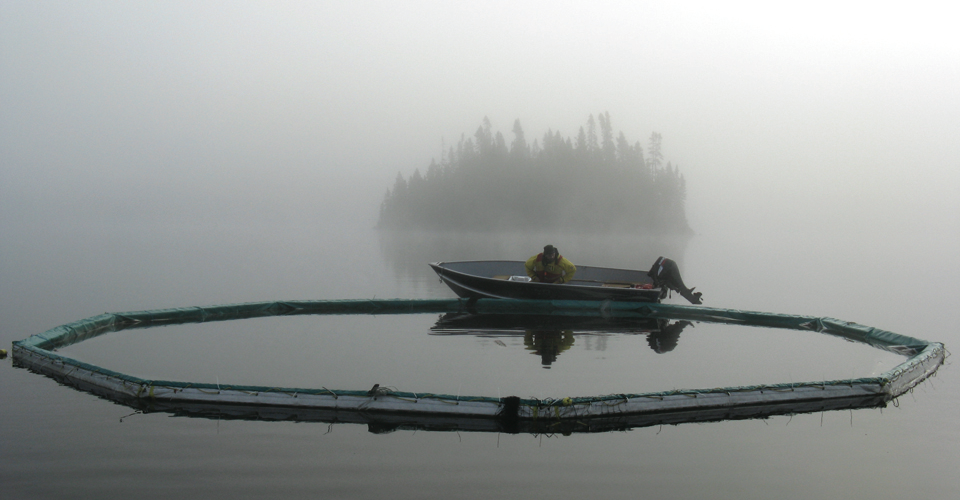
xmin=647 ymin=257 xmax=703 ymax=305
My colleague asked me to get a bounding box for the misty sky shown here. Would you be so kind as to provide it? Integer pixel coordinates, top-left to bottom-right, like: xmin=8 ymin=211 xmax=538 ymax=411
xmin=2 ymin=1 xmax=958 ymax=235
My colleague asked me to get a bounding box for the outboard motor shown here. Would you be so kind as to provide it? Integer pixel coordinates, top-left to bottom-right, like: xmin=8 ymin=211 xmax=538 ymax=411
xmin=647 ymin=256 xmax=703 ymax=305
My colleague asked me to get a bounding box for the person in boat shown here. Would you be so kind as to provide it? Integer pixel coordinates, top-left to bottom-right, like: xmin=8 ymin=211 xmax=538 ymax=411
xmin=525 ymin=244 xmax=576 ymax=284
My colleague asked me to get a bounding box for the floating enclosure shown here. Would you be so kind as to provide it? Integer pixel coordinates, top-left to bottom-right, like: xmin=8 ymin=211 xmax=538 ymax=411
xmin=12 ymin=299 xmax=945 ymax=433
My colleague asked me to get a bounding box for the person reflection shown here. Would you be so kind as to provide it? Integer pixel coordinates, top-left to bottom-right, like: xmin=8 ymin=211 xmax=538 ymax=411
xmin=524 ymin=329 xmax=575 ymax=368
xmin=646 ymin=320 xmax=693 ymax=353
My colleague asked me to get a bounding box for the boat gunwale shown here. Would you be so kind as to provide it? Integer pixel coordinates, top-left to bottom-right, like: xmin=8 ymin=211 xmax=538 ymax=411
xmin=429 ymin=260 xmax=663 ymax=302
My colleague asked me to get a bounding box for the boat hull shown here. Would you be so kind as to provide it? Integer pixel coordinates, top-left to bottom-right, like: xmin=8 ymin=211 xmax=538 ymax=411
xmin=429 ymin=260 xmax=663 ymax=302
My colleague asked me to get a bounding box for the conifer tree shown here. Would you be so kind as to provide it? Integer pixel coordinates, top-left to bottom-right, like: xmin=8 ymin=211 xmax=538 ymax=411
xmin=376 ymin=114 xmax=691 ymax=234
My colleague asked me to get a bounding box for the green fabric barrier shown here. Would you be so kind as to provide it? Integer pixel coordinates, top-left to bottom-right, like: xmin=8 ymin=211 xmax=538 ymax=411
xmin=12 ymin=298 xmax=945 ymax=419
xmin=18 ymin=298 xmax=938 ymax=358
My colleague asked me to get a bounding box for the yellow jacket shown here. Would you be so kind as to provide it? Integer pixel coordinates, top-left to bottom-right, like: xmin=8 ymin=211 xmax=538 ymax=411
xmin=524 ymin=253 xmax=577 ymax=283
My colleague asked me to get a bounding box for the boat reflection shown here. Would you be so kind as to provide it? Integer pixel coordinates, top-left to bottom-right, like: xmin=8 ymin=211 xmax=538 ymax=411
xmin=431 ymin=312 xmax=693 ymax=366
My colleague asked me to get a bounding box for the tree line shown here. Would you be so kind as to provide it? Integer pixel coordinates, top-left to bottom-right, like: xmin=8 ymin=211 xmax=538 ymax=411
xmin=378 ymin=113 xmax=691 ymax=234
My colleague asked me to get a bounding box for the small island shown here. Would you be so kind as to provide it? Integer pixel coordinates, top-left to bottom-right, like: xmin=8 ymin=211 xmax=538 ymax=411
xmin=378 ymin=113 xmax=691 ymax=234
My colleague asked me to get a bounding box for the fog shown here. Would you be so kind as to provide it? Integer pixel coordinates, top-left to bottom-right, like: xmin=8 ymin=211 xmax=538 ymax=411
xmin=3 ymin=5 xmax=960 ymax=497
xmin=2 ymin=1 xmax=958 ymax=235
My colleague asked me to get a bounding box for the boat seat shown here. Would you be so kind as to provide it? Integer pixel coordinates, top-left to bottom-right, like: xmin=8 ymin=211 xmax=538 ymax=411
xmin=495 ymin=274 xmax=635 ymax=288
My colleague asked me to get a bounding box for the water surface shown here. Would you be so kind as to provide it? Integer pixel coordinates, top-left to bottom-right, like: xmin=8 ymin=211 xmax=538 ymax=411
xmin=2 ymin=220 xmax=957 ymax=499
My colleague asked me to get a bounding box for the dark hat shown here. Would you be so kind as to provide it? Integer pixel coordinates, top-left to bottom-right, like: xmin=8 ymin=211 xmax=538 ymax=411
xmin=543 ymin=244 xmax=557 ymax=255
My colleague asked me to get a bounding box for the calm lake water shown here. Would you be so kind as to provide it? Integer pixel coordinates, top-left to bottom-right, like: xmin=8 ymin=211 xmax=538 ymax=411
xmin=2 ymin=218 xmax=957 ymax=499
